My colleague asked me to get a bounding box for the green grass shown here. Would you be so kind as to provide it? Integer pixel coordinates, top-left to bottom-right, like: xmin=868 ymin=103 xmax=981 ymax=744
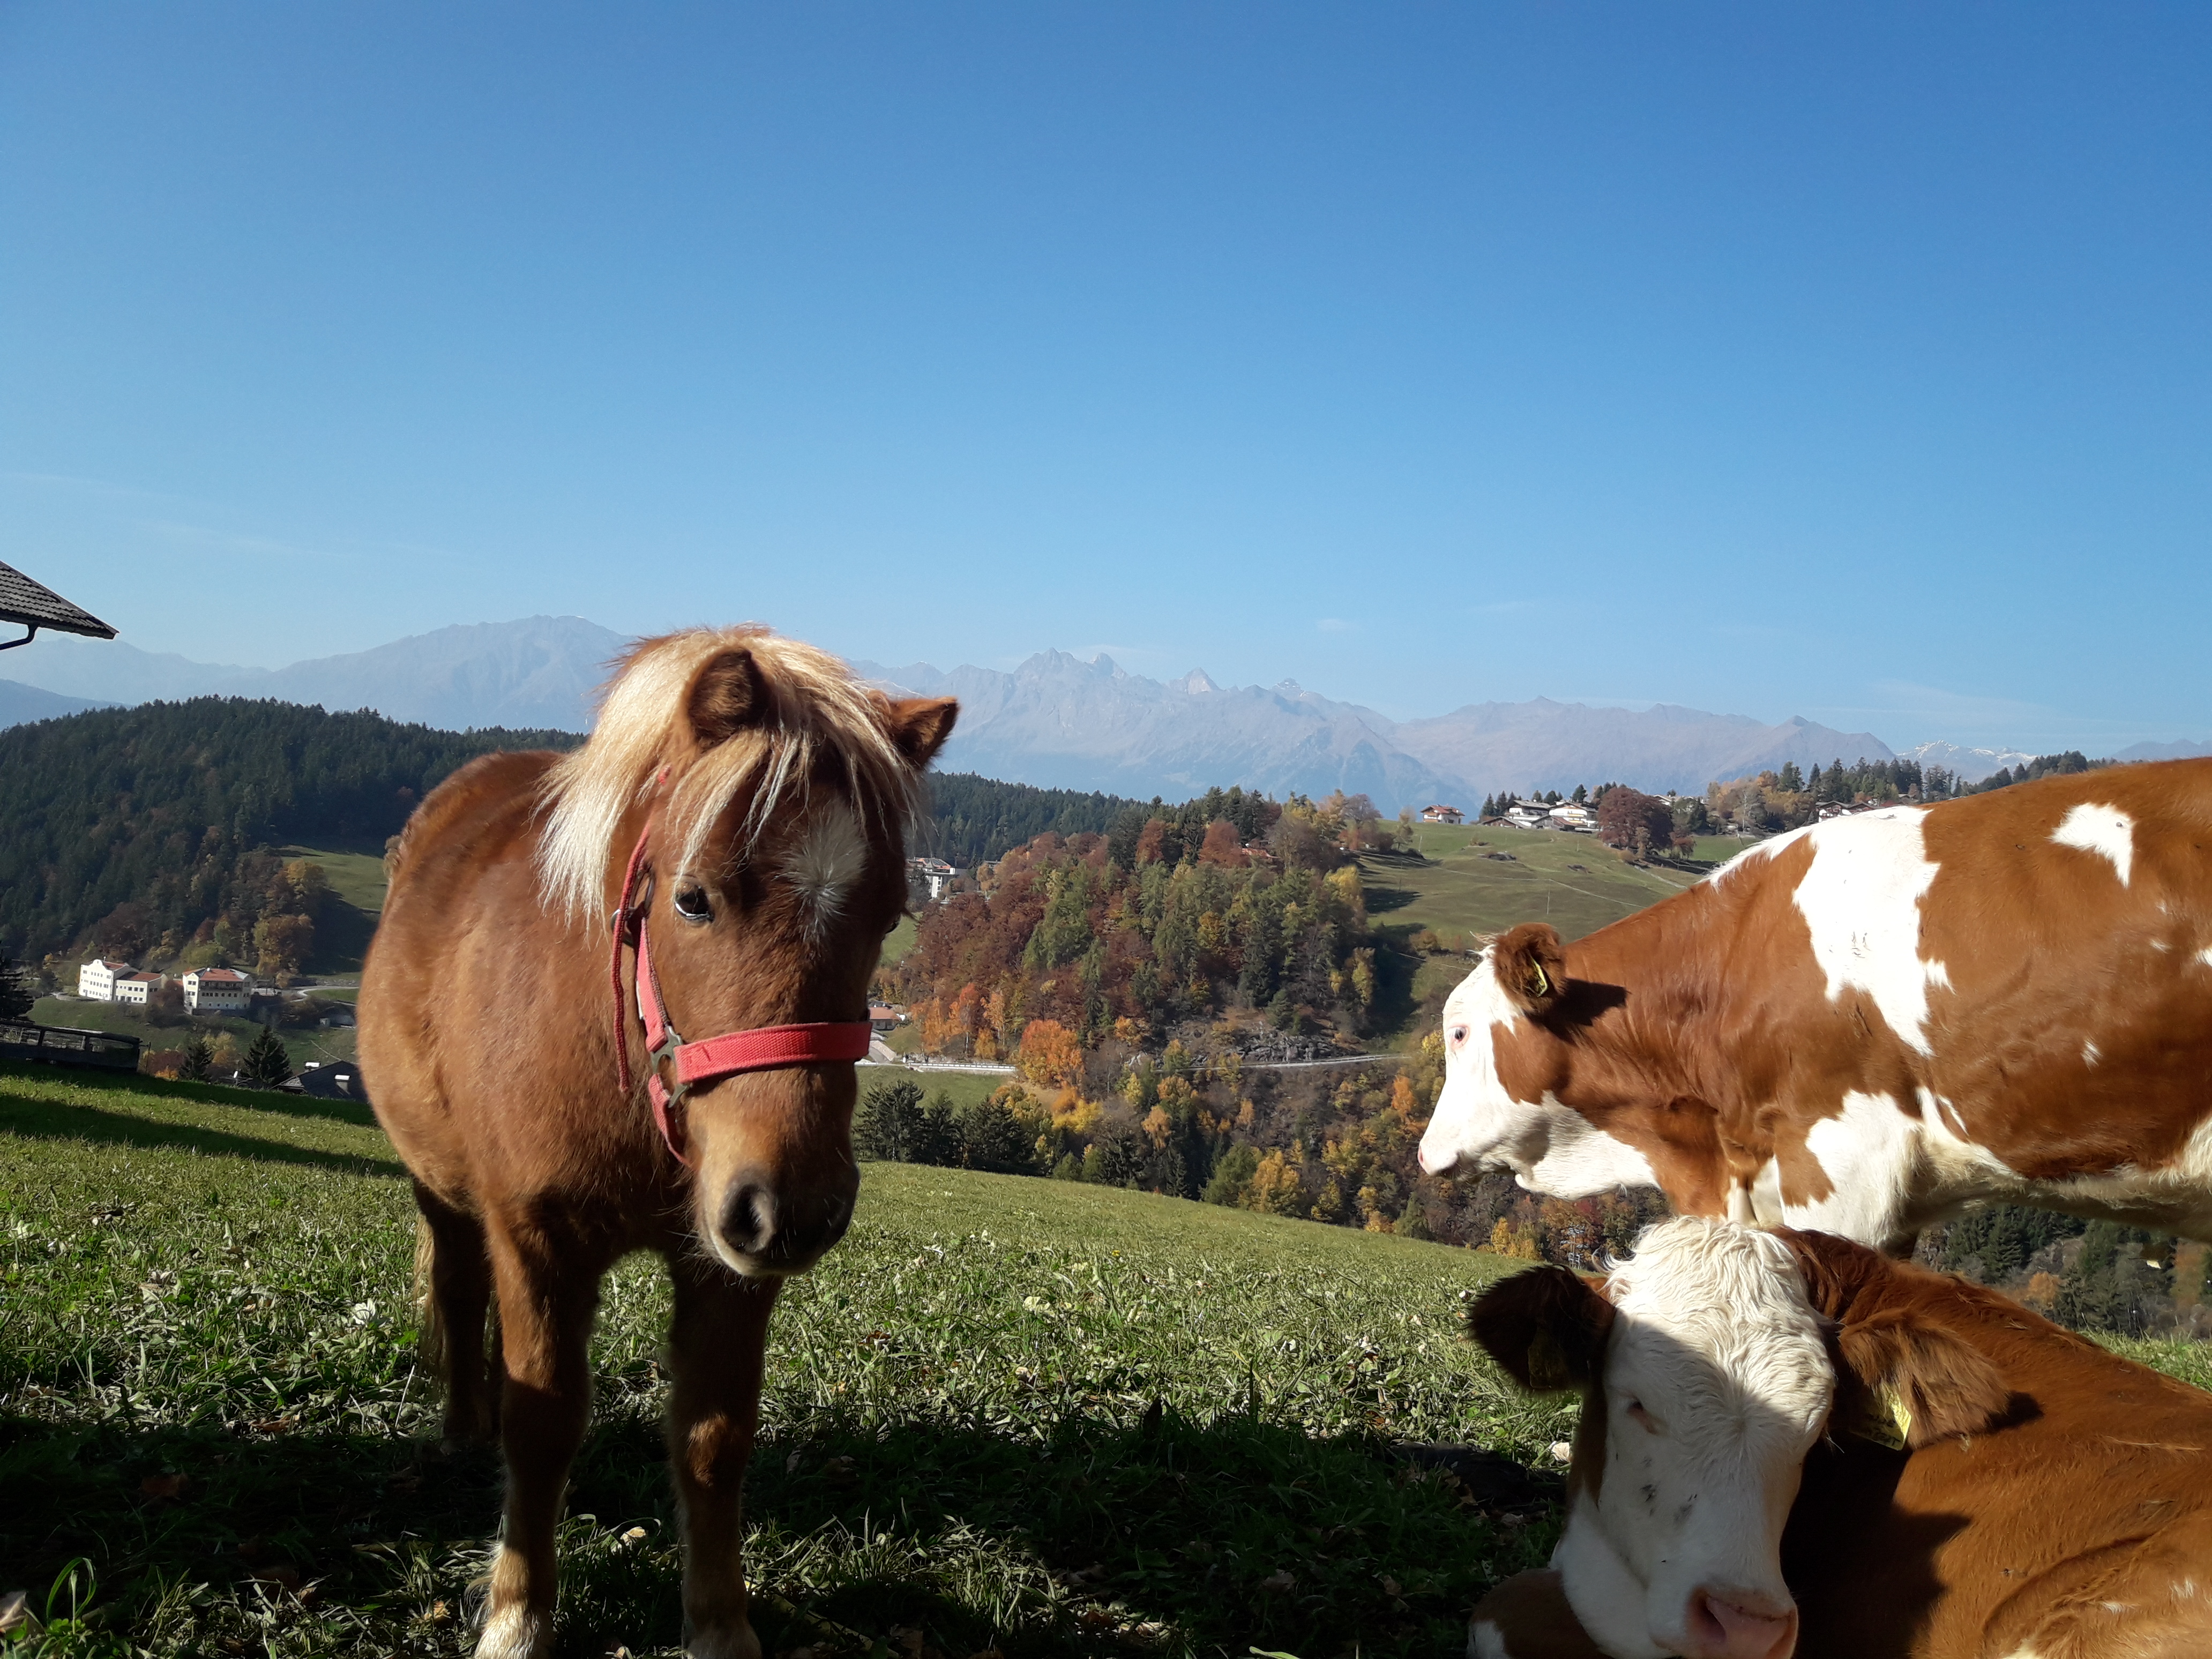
xmin=1 ymin=1065 xmax=1564 ymax=1658
xmin=275 ymin=847 xmax=392 ymax=916
xmin=1363 ymin=827 xmax=1702 ymax=1027
xmin=856 ymin=1065 xmax=1011 ymax=1112
xmin=879 ymin=914 xmax=918 ymax=968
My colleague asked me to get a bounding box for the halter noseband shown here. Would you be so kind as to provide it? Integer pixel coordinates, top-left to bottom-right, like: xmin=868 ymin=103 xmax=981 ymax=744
xmin=609 ymin=823 xmax=872 ymax=1167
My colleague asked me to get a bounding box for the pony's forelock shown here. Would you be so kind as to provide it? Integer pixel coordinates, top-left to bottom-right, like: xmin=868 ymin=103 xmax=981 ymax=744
xmin=535 ymin=626 xmax=918 ymax=921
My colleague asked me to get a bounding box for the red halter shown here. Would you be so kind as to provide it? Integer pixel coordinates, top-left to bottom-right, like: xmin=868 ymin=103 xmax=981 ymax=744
xmin=609 ymin=824 xmax=872 ymax=1166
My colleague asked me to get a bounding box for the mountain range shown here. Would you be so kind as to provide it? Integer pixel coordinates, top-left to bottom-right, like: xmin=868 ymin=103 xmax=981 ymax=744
xmin=855 ymin=651 xmax=1895 ymax=809
xmin=8 ymin=615 xmax=2205 ymax=813
xmin=8 ymin=615 xmax=624 ymax=732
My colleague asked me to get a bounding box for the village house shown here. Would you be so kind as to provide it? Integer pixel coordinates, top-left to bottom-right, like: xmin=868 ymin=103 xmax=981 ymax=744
xmin=1418 ymin=803 xmax=1464 ymax=824
xmin=181 ymin=967 xmax=253 ymax=1013
xmin=1546 ymin=801 xmax=1596 ymax=832
xmin=1501 ymin=799 xmax=1552 ymax=831
xmin=76 ymin=958 xmax=133 ymax=1001
xmin=909 ymin=856 xmax=964 ymax=901
xmin=112 ymin=970 xmax=167 ymax=1005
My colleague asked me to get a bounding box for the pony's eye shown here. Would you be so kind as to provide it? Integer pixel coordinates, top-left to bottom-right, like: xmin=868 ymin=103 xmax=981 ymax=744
xmin=673 ymin=886 xmax=714 ymax=924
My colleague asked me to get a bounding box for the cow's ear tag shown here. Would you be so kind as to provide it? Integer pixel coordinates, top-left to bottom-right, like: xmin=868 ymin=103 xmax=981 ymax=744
xmin=1850 ymin=1384 xmax=1912 ymax=1451
xmin=1526 ymin=1328 xmax=1574 ymax=1391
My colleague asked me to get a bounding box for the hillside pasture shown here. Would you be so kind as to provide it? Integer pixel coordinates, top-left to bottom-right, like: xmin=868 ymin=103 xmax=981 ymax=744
xmin=1 ymin=1063 xmax=1565 ymax=1658
xmin=1362 ymin=825 xmax=1701 ymax=1026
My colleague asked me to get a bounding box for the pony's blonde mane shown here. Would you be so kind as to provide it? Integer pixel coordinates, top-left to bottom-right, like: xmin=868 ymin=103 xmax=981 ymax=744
xmin=535 ymin=626 xmax=918 ymax=921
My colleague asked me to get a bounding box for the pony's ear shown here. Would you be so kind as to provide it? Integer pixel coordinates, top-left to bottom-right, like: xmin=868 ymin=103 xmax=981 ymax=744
xmin=1833 ymin=1309 xmax=2011 ymax=1449
xmin=686 ymin=649 xmax=766 ymax=746
xmin=1492 ymin=923 xmax=1568 ymax=1015
xmin=1468 ymin=1266 xmax=1615 ymax=1393
xmin=884 ymin=697 xmax=958 ymax=769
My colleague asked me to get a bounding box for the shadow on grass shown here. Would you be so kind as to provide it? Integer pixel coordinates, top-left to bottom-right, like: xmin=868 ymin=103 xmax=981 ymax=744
xmin=2 ymin=1396 xmax=1558 ymax=1658
xmin=0 ymin=1098 xmax=403 ymax=1177
xmin=1 ymin=1060 xmax=380 ymax=1126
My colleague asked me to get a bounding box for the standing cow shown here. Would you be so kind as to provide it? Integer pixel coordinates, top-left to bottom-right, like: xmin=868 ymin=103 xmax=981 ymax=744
xmin=1419 ymin=760 xmax=2212 ymax=1251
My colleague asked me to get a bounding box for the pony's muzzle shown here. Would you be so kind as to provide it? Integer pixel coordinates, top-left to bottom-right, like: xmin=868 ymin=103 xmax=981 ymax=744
xmin=715 ymin=1170 xmax=856 ymax=1275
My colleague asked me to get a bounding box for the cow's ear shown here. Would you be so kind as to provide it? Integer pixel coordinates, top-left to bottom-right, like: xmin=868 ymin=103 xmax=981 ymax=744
xmin=1468 ymin=1266 xmax=1615 ymax=1392
xmin=1491 ymin=923 xmax=1568 ymax=1015
xmin=880 ymin=695 xmax=958 ymax=770
xmin=1834 ymin=1310 xmax=2010 ymax=1448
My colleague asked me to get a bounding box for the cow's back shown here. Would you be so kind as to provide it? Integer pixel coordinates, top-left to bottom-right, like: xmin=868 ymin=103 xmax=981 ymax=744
xmin=1913 ymin=759 xmax=2212 ymax=1205
xmin=1781 ymin=1231 xmax=2212 ymax=1656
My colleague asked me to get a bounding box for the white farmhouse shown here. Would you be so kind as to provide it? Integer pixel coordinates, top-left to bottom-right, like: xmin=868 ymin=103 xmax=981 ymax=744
xmin=1547 ymin=802 xmax=1596 ymax=832
xmin=77 ymin=958 xmax=133 ymax=1001
xmin=113 ymin=971 xmax=167 ymax=1005
xmin=182 ymin=967 xmax=253 ymax=1013
xmin=1502 ymin=800 xmax=1552 ymax=831
xmin=910 ymin=857 xmax=963 ymax=901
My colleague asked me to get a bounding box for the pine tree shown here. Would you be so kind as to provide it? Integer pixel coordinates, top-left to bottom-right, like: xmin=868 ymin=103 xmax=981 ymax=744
xmin=242 ymin=1025 xmax=293 ymax=1089
xmin=853 ymin=1078 xmax=925 ymax=1161
xmin=178 ymin=1034 xmax=214 ymax=1082
xmin=0 ymin=955 xmax=33 ymax=1022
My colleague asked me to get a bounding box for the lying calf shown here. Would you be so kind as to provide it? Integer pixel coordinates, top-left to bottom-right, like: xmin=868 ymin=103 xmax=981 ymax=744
xmin=1466 ymin=1217 xmax=2212 ymax=1659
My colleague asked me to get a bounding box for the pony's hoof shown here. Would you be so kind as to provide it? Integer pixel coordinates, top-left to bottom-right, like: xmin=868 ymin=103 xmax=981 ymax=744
xmin=475 ymin=1603 xmax=552 ymax=1659
xmin=685 ymin=1621 xmax=761 ymax=1659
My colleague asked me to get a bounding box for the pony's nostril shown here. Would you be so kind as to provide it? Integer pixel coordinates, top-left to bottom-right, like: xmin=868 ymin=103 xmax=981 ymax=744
xmin=720 ymin=1183 xmax=775 ymax=1258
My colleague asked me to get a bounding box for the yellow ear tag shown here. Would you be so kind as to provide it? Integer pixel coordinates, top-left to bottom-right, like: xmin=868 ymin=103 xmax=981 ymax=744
xmin=1526 ymin=1328 xmax=1573 ymax=1391
xmin=1851 ymin=1385 xmax=1912 ymax=1451
xmin=1528 ymin=962 xmax=1551 ymax=999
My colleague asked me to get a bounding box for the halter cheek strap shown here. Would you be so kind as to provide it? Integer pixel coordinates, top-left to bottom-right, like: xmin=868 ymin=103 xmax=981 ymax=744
xmin=609 ymin=824 xmax=872 ymax=1167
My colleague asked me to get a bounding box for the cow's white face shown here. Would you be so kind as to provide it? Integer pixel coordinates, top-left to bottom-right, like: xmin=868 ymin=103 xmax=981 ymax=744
xmin=1559 ymin=1221 xmax=1832 ymax=1659
xmin=1418 ymin=958 xmax=1658 ymax=1196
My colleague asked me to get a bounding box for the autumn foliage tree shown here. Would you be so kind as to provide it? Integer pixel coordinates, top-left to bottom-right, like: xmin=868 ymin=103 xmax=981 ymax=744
xmin=1596 ymin=786 xmax=1674 ymax=855
xmin=1016 ymin=1019 xmax=1085 ymax=1090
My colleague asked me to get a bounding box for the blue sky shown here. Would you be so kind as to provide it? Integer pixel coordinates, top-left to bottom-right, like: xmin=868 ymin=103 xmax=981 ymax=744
xmin=3 ymin=5 xmax=2207 ymax=752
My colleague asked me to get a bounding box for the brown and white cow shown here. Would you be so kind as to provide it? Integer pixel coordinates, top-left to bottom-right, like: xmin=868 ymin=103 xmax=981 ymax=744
xmin=1468 ymin=1217 xmax=2212 ymax=1659
xmin=1420 ymin=760 xmax=2212 ymax=1252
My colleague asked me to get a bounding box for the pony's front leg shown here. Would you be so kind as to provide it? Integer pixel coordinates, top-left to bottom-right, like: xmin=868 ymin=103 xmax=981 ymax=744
xmin=479 ymin=1223 xmax=603 ymax=1659
xmin=666 ymin=1258 xmax=782 ymax=1659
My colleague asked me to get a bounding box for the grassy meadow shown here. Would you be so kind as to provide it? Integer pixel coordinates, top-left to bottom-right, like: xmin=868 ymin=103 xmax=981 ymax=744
xmin=1359 ymin=824 xmax=1707 ymax=1026
xmin=0 ymin=1063 xmax=1565 ymax=1658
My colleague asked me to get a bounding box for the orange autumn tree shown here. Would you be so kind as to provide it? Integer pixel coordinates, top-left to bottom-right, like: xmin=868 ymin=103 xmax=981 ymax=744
xmin=1017 ymin=1018 xmax=1084 ymax=1091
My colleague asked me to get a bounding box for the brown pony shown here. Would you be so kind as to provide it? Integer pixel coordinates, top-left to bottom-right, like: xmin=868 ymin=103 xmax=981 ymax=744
xmin=360 ymin=627 xmax=955 ymax=1659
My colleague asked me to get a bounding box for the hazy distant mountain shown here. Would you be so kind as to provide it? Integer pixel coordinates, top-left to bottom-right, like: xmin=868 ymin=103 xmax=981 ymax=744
xmin=1899 ymin=739 xmax=2037 ymax=784
xmin=855 ymin=650 xmax=1461 ymax=809
xmin=6 ymin=616 xmax=626 ymax=731
xmin=0 ymin=677 xmax=114 ymax=728
xmin=3 ymin=634 xmax=259 ymax=704
xmin=1389 ymin=700 xmax=1896 ymax=802
xmin=250 ymin=617 xmax=626 ymax=730
xmin=2115 ymin=737 xmax=2212 ymax=763
xmin=858 ymin=652 xmax=1896 ymax=811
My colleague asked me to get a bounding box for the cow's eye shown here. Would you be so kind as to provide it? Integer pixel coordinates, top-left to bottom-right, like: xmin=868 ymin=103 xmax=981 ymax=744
xmin=1626 ymin=1399 xmax=1662 ymax=1433
xmin=674 ymin=885 xmax=714 ymax=924
xmin=1448 ymin=1025 xmax=1470 ymax=1048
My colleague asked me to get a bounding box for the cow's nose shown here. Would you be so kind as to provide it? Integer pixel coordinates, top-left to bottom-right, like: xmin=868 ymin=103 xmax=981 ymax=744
xmin=1683 ymin=1588 xmax=1796 ymax=1659
xmin=1417 ymin=1138 xmax=1458 ymax=1176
